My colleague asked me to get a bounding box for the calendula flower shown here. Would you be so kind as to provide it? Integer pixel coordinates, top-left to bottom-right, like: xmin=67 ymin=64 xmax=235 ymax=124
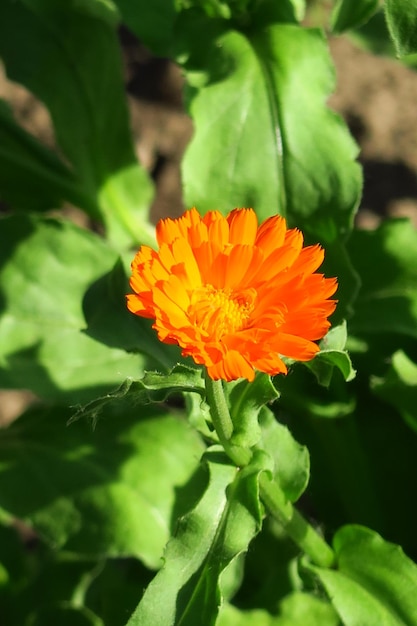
xmin=127 ymin=208 xmax=337 ymax=382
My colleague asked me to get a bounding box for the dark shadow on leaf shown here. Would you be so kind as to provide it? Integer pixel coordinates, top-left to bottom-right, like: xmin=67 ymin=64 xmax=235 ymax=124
xmin=82 ymin=259 xmax=182 ymax=371
xmin=1 ymin=343 xmax=135 ymax=405
xmin=170 ymin=463 xmax=209 ymax=535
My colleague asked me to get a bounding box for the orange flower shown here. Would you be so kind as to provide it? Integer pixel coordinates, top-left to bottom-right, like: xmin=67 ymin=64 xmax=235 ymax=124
xmin=127 ymin=208 xmax=337 ymax=382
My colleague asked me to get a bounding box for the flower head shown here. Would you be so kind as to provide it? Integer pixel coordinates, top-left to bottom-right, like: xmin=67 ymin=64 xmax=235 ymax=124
xmin=127 ymin=208 xmax=337 ymax=382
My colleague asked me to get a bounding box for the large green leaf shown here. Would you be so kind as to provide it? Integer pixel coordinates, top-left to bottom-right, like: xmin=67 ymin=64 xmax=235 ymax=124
xmin=0 ymin=215 xmax=169 ymax=402
xmin=331 ymin=0 xmax=379 ymax=33
xmin=385 ymin=0 xmax=417 ymax=57
xmin=181 ymin=22 xmax=361 ymax=243
xmin=126 ymin=448 xmax=263 ymax=626
xmin=0 ymin=0 xmax=154 ymax=248
xmin=0 ymin=404 xmax=205 ymax=568
xmin=347 ymin=219 xmax=417 ymax=338
xmin=0 ymin=100 xmax=95 ymax=213
xmin=311 ymin=525 xmax=417 ymax=626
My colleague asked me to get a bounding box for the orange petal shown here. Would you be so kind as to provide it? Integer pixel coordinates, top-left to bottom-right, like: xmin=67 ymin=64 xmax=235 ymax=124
xmin=227 ymin=208 xmax=258 ymax=245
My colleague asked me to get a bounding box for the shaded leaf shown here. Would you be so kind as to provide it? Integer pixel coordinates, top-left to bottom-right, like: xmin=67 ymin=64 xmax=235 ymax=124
xmin=0 ymin=100 xmax=94 ymax=213
xmin=310 ymin=525 xmax=417 ymax=626
xmin=0 ymin=0 xmax=154 ymax=248
xmin=372 ymin=350 xmax=417 ymax=434
xmin=0 ymin=404 xmax=205 ymax=568
xmin=112 ymin=0 xmax=177 ymax=55
xmin=27 ymin=603 xmax=104 ymax=626
xmin=385 ymin=0 xmax=417 ymax=57
xmin=126 ymin=448 xmax=264 ymax=626
xmin=347 ymin=219 xmax=417 ymax=339
xmin=331 ymin=0 xmax=379 ymax=33
xmin=182 ymin=23 xmax=361 ymax=243
xmin=85 ymin=558 xmax=154 ymax=626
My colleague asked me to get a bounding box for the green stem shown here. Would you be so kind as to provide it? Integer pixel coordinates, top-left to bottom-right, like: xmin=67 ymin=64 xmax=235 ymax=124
xmin=204 ymin=373 xmax=252 ymax=467
xmin=259 ymin=473 xmax=335 ymax=568
xmin=204 ymin=370 xmax=335 ymax=568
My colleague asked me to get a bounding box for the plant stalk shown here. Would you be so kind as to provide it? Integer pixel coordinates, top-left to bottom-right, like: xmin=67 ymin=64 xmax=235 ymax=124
xmin=204 ymin=370 xmax=335 ymax=568
xmin=204 ymin=373 xmax=252 ymax=467
xmin=259 ymin=473 xmax=335 ymax=568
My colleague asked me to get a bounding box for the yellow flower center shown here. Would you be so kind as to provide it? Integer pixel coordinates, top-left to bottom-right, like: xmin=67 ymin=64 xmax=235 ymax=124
xmin=189 ymin=284 xmax=256 ymax=339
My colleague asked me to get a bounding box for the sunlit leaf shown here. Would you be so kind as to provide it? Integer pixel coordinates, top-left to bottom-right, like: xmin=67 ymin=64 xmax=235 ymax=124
xmin=71 ymin=365 xmax=205 ymax=424
xmin=227 ymin=373 xmax=279 ymax=448
xmin=126 ymin=448 xmax=263 ymax=626
xmin=257 ymin=408 xmax=310 ymax=502
xmin=306 ymin=321 xmax=356 ymax=387
xmin=0 ymin=215 xmax=169 ymax=403
xmin=218 ymin=592 xmax=339 ymax=625
xmin=310 ymin=525 xmax=417 ymax=626
xmin=181 ymin=22 xmax=361 ymax=244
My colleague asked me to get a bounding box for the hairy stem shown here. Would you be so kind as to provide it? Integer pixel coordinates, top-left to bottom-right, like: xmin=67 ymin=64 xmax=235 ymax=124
xmin=204 ymin=373 xmax=252 ymax=467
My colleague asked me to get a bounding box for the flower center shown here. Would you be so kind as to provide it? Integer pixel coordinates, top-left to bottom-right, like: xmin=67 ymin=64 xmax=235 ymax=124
xmin=189 ymin=284 xmax=256 ymax=339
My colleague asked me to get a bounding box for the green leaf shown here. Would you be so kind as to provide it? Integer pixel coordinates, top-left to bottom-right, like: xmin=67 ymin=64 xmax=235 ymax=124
xmin=82 ymin=258 xmax=181 ymax=366
xmin=0 ymin=215 xmax=168 ymax=403
xmin=385 ymin=0 xmax=417 ymax=57
xmin=182 ymin=23 xmax=361 ymax=243
xmin=85 ymin=558 xmax=154 ymax=626
xmin=257 ymin=408 xmax=309 ymax=502
xmin=16 ymin=553 xmax=102 ymax=626
xmin=288 ymin=0 xmax=305 ymax=22
xmin=0 ymin=0 xmax=154 ymax=248
xmin=126 ymin=448 xmax=263 ymax=626
xmin=275 ymin=592 xmax=340 ymax=626
xmin=0 ymin=404 xmax=205 ymax=568
xmin=71 ymin=365 xmax=205 ymax=424
xmin=227 ymin=373 xmax=279 ymax=448
xmin=311 ymin=525 xmax=417 ymax=626
xmin=331 ymin=0 xmax=379 ymax=33
xmin=306 ymin=321 xmax=356 ymax=387
xmin=217 ymin=604 xmax=276 ymax=626
xmin=347 ymin=219 xmax=417 ymax=339
xmin=218 ymin=592 xmax=339 ymax=625
xmin=372 ymin=350 xmax=417 ymax=434
xmin=0 ymin=100 xmax=95 ymax=213
xmin=351 ymin=9 xmax=396 ymax=57
xmin=112 ymin=0 xmax=177 ymax=55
